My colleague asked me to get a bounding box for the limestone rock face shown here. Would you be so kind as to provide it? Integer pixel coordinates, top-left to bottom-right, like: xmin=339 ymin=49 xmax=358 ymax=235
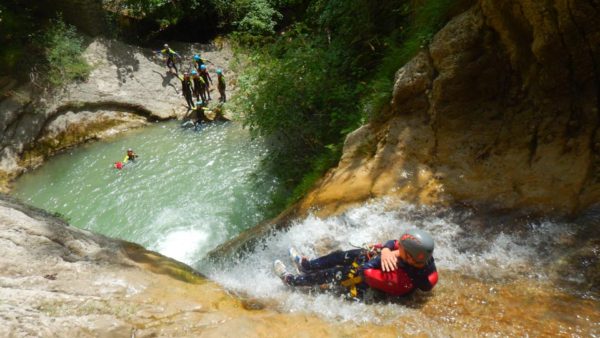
xmin=0 ymin=38 xmax=234 ymax=191
xmin=1 ymin=195 xmax=380 ymax=337
xmin=301 ymin=1 xmax=600 ymax=216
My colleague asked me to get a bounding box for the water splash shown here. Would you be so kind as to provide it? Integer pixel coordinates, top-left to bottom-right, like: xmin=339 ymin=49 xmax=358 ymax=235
xmin=204 ymin=198 xmax=594 ymax=327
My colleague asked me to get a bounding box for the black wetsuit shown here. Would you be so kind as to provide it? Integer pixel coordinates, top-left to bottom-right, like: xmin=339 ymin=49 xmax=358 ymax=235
xmin=181 ymin=78 xmax=194 ymax=108
xmin=217 ymin=74 xmax=226 ymax=102
xmin=284 ymin=240 xmax=437 ymax=297
xmin=193 ymin=75 xmax=207 ymax=102
xmin=200 ymin=69 xmax=212 ymax=100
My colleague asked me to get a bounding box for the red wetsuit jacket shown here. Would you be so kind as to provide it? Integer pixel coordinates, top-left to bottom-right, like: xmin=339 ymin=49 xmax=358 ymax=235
xmin=360 ymin=240 xmax=438 ymax=296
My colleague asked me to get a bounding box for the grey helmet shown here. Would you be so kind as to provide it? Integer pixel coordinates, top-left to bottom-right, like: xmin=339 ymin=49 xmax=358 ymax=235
xmin=400 ymin=229 xmax=434 ymax=264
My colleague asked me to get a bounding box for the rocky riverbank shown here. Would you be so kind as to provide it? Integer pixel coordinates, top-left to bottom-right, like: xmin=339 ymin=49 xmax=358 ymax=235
xmin=0 ymin=194 xmax=420 ymax=337
xmin=0 ymin=38 xmax=236 ymax=193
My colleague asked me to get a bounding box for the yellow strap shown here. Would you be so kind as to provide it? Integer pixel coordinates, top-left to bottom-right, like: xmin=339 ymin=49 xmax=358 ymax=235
xmin=343 ymin=261 xmax=363 ymax=297
xmin=340 ymin=276 xmax=362 ymax=288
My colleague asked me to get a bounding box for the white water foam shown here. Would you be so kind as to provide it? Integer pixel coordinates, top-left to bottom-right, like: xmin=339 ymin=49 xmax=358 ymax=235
xmin=156 ymin=228 xmax=210 ymax=263
xmin=205 ymin=197 xmax=574 ymax=324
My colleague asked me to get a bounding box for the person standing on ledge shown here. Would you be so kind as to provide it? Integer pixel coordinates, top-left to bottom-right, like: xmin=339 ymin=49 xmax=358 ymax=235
xmin=199 ymin=64 xmax=212 ymax=101
xmin=178 ymin=72 xmax=195 ymax=110
xmin=193 ymin=54 xmax=212 ymax=70
xmin=274 ymin=228 xmax=438 ymax=300
xmin=216 ymin=69 xmax=226 ymax=103
xmin=191 ymin=70 xmax=207 ymax=102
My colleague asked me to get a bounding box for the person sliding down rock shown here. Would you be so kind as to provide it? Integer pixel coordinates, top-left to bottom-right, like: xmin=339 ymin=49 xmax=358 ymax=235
xmin=178 ymin=72 xmax=195 ymax=109
xmin=273 ymin=229 xmax=438 ymax=300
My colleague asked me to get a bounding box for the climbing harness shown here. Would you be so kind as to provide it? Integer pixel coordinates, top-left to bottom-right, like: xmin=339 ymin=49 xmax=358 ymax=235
xmin=340 ymin=261 xmax=362 ymax=298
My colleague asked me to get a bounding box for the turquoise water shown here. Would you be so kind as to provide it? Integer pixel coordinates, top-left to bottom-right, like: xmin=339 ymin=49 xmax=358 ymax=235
xmin=12 ymin=121 xmax=279 ymax=264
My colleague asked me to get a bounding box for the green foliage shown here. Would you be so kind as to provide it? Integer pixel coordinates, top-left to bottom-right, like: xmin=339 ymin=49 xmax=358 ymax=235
xmin=231 ymin=0 xmax=457 ymax=208
xmin=108 ymin=0 xmax=171 ymax=16
xmin=363 ymin=0 xmax=456 ymax=120
xmin=235 ymin=0 xmax=282 ymax=35
xmin=0 ymin=3 xmax=37 ymax=77
xmin=52 ymin=211 xmax=71 ymax=223
xmin=287 ymin=143 xmax=341 ymax=204
xmin=41 ymin=19 xmax=91 ymax=86
xmin=0 ymin=2 xmax=91 ymax=87
xmin=234 ymin=28 xmax=360 ymax=193
xmin=108 ymin=0 xmax=296 ymax=38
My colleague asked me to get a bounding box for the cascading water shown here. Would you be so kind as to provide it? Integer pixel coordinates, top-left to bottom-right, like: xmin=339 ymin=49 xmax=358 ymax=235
xmin=203 ymin=198 xmax=600 ymax=336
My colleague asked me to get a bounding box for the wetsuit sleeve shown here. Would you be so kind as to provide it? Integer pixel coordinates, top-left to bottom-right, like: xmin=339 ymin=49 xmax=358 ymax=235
xmin=369 ymin=239 xmax=398 ymax=251
xmin=382 ymin=240 xmax=398 ymax=250
xmin=415 ymin=258 xmax=438 ymax=291
xmin=360 ymin=255 xmax=382 ymax=270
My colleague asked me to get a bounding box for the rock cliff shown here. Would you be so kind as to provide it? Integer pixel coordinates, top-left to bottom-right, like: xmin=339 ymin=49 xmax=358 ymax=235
xmin=300 ymin=0 xmax=600 ymax=216
xmin=1 ymin=195 xmax=399 ymax=337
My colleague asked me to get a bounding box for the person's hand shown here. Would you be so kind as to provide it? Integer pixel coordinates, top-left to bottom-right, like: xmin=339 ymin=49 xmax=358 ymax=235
xmin=381 ymin=248 xmax=398 ymax=272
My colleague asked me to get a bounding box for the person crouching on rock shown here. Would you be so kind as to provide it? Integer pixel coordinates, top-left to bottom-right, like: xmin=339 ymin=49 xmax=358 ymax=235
xmin=273 ymin=228 xmax=438 ymax=300
xmin=179 ymin=72 xmax=195 ymax=109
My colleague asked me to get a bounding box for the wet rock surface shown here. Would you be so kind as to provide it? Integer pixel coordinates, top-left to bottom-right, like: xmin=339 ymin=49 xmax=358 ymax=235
xmin=0 ymin=195 xmax=395 ymax=337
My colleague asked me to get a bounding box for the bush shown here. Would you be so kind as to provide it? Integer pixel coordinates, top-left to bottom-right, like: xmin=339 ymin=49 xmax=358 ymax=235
xmin=41 ymin=18 xmax=91 ymax=86
xmin=232 ymin=0 xmax=458 ymax=209
xmin=234 ymin=29 xmax=360 ymax=191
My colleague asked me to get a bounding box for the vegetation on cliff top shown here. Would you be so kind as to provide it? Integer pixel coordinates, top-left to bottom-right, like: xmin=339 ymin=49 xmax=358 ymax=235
xmin=1 ymin=2 xmax=90 ymax=87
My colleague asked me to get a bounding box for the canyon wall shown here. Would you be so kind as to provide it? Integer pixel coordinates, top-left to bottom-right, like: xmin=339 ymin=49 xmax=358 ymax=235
xmin=301 ymin=0 xmax=600 ymax=216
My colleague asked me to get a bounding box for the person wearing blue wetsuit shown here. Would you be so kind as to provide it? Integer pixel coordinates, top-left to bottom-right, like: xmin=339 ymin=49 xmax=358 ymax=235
xmin=274 ymin=229 xmax=438 ymax=298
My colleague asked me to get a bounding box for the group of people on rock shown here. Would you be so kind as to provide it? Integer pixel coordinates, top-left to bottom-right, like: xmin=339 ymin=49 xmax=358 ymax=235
xmin=157 ymin=43 xmax=227 ymax=112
